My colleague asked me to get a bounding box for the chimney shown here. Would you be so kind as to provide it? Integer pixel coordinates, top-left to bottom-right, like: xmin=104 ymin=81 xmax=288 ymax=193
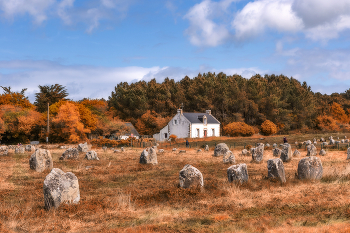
xmin=177 ymin=109 xmax=183 ymax=115
xmin=206 ymin=110 xmax=211 ymax=115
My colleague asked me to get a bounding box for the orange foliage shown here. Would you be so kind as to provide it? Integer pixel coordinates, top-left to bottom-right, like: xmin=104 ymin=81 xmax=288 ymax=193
xmin=90 ymin=138 xmax=131 ymax=147
xmin=223 ymin=122 xmax=255 ymax=137
xmin=316 ymin=115 xmax=340 ymax=131
xmin=135 ymin=110 xmax=170 ymax=135
xmin=51 ymin=102 xmax=90 ymax=143
xmin=0 ymin=93 xmax=33 ymax=109
xmin=330 ymin=102 xmax=348 ymax=124
xmin=169 ymin=134 xmax=177 ymax=141
xmin=261 ymin=120 xmax=278 ymax=135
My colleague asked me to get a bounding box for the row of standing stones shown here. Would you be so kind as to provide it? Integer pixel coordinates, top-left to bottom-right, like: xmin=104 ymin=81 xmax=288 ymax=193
xmin=137 ymin=141 xmax=337 ymax=189
xmin=0 ymin=137 xmax=347 ymax=210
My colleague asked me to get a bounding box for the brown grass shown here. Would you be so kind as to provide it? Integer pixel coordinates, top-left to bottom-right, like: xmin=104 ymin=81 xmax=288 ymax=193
xmin=1 ymin=145 xmax=350 ymax=232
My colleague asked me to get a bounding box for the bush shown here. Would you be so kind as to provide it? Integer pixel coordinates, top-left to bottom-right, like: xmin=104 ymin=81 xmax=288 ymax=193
xmin=223 ymin=122 xmax=255 ymax=137
xmin=261 ymin=120 xmax=277 ymax=135
xmin=169 ymin=134 xmax=177 ymax=142
xmin=316 ymin=115 xmax=339 ymax=132
xmin=90 ymin=138 xmax=131 ymax=147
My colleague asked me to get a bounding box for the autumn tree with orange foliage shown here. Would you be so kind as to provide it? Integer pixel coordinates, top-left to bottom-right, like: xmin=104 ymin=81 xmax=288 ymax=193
xmin=0 ymin=105 xmax=43 ymax=143
xmin=51 ymin=102 xmax=90 ymax=143
xmin=0 ymin=86 xmax=33 ymax=109
xmin=330 ymin=102 xmax=348 ymax=124
xmin=135 ymin=110 xmax=170 ymax=135
xmin=260 ymin=120 xmax=278 ymax=136
xmin=223 ymin=122 xmax=255 ymax=137
xmin=316 ymin=115 xmax=340 ymax=132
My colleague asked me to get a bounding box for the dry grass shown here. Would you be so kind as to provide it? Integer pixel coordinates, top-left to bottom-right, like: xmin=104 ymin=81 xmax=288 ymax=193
xmin=1 ymin=145 xmax=350 ymax=232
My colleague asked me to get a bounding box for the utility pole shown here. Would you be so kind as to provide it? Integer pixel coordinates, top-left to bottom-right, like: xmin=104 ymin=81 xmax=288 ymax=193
xmin=47 ymin=102 xmax=49 ymax=144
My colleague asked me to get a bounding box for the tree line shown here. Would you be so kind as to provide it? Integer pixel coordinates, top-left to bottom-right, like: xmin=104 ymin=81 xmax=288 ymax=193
xmin=1 ymin=73 xmax=350 ymax=143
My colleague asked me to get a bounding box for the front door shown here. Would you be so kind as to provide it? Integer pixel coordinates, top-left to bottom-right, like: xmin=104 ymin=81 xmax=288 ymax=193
xmin=204 ymin=129 xmax=207 ymax=137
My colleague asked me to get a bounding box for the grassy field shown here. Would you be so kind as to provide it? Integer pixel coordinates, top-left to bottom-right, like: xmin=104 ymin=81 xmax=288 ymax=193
xmin=1 ymin=137 xmax=350 ymax=232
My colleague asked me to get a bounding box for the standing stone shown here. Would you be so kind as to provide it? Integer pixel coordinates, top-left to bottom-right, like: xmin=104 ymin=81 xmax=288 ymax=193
xmin=345 ymin=136 xmax=347 ymax=139
xmin=29 ymin=149 xmax=53 ymax=172
xmin=121 ymin=147 xmax=125 ymax=152
xmin=305 ymin=140 xmax=312 ymax=146
xmin=25 ymin=145 xmax=35 ymax=152
xmin=266 ymin=143 xmax=270 ymax=148
xmin=341 ymin=139 xmax=345 ymax=143
xmin=319 ymin=149 xmax=326 ymax=156
xmin=214 ymin=143 xmax=229 ymax=157
xmin=297 ymin=156 xmax=323 ymax=180
xmin=43 ymin=168 xmax=80 ymax=210
xmin=227 ymin=163 xmax=249 ymax=184
xmin=15 ymin=146 xmax=25 ymax=154
xmin=252 ymin=143 xmax=264 ymax=163
xmin=306 ymin=144 xmax=317 ymax=157
xmin=223 ymin=151 xmax=235 ymax=164
xmin=77 ymin=142 xmax=89 ymax=153
xmin=179 ymin=164 xmax=203 ymax=188
xmin=267 ymin=158 xmax=286 ymax=183
xmin=60 ymin=148 xmax=79 ymax=160
xmin=85 ymin=151 xmax=99 ymax=160
xmin=197 ymin=149 xmax=202 ymax=153
xmin=139 ymin=147 xmax=157 ymax=165
xmin=102 ymin=146 xmax=107 ymax=152
xmin=280 ymin=143 xmax=292 ymax=162
xmin=158 ymin=149 xmax=164 ymax=153
xmin=0 ymin=146 xmax=8 ymax=156
xmin=273 ymin=143 xmax=277 ymax=148
xmin=293 ymin=150 xmax=301 ymax=157
xmin=172 ymin=148 xmax=177 ymax=152
xmin=241 ymin=149 xmax=248 ymax=156
xmin=273 ymin=148 xmax=281 ymax=157
xmin=329 ymin=138 xmax=335 ymax=145
xmin=346 ymin=139 xmax=349 ymax=143
xmin=347 ymin=147 xmax=350 ymax=160
xmin=320 ymin=138 xmax=325 ymax=142
xmin=205 ymin=145 xmax=209 ymax=151
xmin=322 ymin=142 xmax=328 ymax=146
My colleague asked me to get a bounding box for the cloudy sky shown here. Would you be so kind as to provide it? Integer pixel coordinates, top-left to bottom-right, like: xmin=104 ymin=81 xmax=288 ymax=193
xmin=1 ymin=0 xmax=350 ymax=102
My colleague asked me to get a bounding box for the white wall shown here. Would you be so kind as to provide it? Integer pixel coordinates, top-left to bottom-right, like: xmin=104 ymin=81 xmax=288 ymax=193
xmin=190 ymin=123 xmax=220 ymax=138
xmin=168 ymin=113 xmax=191 ymax=139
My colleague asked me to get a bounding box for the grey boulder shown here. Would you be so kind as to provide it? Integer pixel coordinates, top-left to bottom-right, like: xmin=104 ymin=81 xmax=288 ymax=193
xmin=227 ymin=163 xmax=249 ymax=184
xmin=43 ymin=168 xmax=80 ymax=210
xmin=29 ymin=149 xmax=53 ymax=172
xmin=139 ymin=147 xmax=158 ymax=165
xmin=85 ymin=151 xmax=99 ymax=160
xmin=60 ymin=148 xmax=79 ymax=160
xmin=280 ymin=143 xmax=292 ymax=162
xmin=267 ymin=158 xmax=286 ymax=183
xmin=297 ymin=156 xmax=323 ymax=180
xmin=179 ymin=164 xmax=203 ymax=188
xmin=214 ymin=143 xmax=229 ymax=157
xmin=223 ymin=151 xmax=235 ymax=164
xmin=307 ymin=144 xmax=317 ymax=157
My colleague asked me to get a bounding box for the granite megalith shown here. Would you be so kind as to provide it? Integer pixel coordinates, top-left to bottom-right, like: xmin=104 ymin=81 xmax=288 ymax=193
xmin=214 ymin=143 xmax=229 ymax=157
xmin=29 ymin=149 xmax=53 ymax=172
xmin=227 ymin=163 xmax=249 ymax=184
xmin=43 ymin=168 xmax=80 ymax=210
xmin=139 ymin=147 xmax=158 ymax=165
xmin=297 ymin=156 xmax=323 ymax=180
xmin=267 ymin=158 xmax=286 ymax=183
xmin=179 ymin=164 xmax=204 ymax=188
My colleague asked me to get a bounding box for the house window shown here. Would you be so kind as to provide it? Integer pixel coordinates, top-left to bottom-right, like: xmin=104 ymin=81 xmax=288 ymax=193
xmin=174 ymin=120 xmax=177 ymax=125
xmin=203 ymin=116 xmax=207 ymax=125
xmin=212 ymin=129 xmax=215 ymax=136
xmin=196 ymin=129 xmax=200 ymax=138
xmin=164 ymin=133 xmax=168 ymax=138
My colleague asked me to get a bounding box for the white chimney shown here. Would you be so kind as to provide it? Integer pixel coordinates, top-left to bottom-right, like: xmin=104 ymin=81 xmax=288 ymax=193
xmin=206 ymin=110 xmax=211 ymax=115
xmin=177 ymin=109 xmax=183 ymax=115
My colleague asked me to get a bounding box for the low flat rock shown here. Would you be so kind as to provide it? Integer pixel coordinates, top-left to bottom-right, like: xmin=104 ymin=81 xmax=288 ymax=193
xmin=60 ymin=148 xmax=79 ymax=160
xmin=223 ymin=151 xmax=235 ymax=164
xmin=158 ymin=149 xmax=164 ymax=153
xmin=179 ymin=164 xmax=203 ymax=188
xmin=25 ymin=145 xmax=35 ymax=152
xmin=139 ymin=147 xmax=157 ymax=165
xmin=0 ymin=146 xmax=8 ymax=156
xmin=15 ymin=146 xmax=24 ymax=154
xmin=267 ymin=158 xmax=286 ymax=183
xmin=319 ymin=149 xmax=327 ymax=156
xmin=85 ymin=151 xmax=99 ymax=160
xmin=297 ymin=156 xmax=323 ymax=180
xmin=227 ymin=163 xmax=249 ymax=184
xmin=77 ymin=142 xmax=89 ymax=153
xmin=29 ymin=149 xmax=53 ymax=172
xmin=293 ymin=150 xmax=301 ymax=157
xmin=214 ymin=143 xmax=229 ymax=157
xmin=241 ymin=149 xmax=248 ymax=156
xmin=43 ymin=168 xmax=80 ymax=210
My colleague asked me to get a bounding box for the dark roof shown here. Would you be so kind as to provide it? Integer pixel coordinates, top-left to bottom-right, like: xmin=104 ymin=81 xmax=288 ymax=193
xmin=183 ymin=113 xmax=220 ymax=124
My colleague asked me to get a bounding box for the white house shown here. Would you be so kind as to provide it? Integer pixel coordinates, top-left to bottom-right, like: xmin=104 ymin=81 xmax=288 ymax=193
xmin=153 ymin=109 xmax=220 ymax=141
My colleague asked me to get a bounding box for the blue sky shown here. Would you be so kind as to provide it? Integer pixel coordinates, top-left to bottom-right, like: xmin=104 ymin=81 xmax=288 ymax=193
xmin=1 ymin=0 xmax=350 ymax=102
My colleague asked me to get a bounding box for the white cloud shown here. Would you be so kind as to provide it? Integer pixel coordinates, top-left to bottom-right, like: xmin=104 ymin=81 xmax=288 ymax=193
xmin=0 ymin=0 xmax=55 ymax=24
xmin=232 ymin=0 xmax=303 ymax=40
xmin=0 ymin=0 xmax=133 ymax=32
xmin=183 ymin=0 xmax=236 ymax=47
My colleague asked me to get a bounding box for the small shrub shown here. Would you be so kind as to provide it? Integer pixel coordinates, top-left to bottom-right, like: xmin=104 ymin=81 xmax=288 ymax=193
xmin=261 ymin=120 xmax=277 ymax=135
xmin=169 ymin=134 xmax=177 ymax=142
xmin=223 ymin=122 xmax=255 ymax=137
